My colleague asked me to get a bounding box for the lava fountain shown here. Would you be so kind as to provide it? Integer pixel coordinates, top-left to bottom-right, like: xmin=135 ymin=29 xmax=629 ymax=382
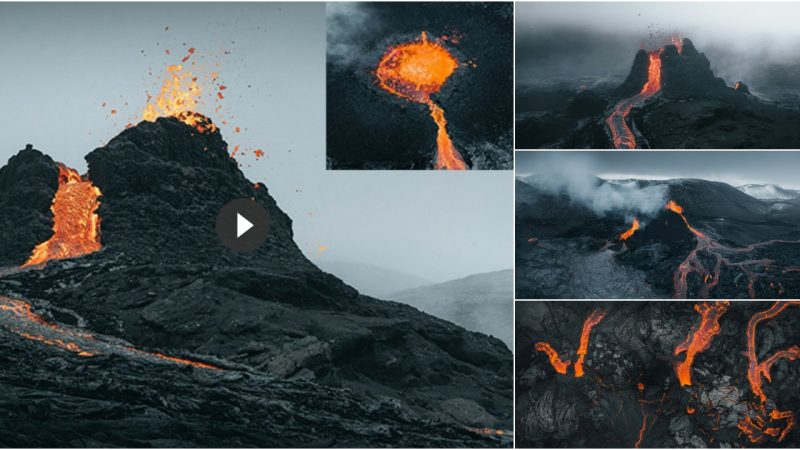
xmin=376 ymin=32 xmax=468 ymax=170
xmin=674 ymin=301 xmax=729 ymax=386
xmin=141 ymin=64 xmax=217 ymax=134
xmin=535 ymin=307 xmax=607 ymax=377
xmin=738 ymin=301 xmax=800 ymax=443
xmin=22 ymin=165 xmax=102 ymax=268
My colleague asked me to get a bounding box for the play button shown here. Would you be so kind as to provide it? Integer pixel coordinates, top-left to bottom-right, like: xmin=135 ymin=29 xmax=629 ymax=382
xmin=216 ymin=198 xmax=270 ymax=252
xmin=236 ymin=213 xmax=253 ymax=238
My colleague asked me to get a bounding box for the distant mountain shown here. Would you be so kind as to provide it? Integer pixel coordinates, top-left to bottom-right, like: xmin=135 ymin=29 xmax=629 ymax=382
xmin=389 ymin=270 xmax=513 ymax=349
xmin=738 ymin=183 xmax=800 ymax=200
xmin=317 ymin=260 xmax=433 ymax=298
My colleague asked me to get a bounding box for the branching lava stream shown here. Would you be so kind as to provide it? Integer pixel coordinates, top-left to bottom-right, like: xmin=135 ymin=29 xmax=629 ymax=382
xmin=535 ymin=307 xmax=607 ymax=377
xmin=376 ymin=32 xmax=467 ymax=170
xmin=605 ymin=50 xmax=663 ymax=149
xmin=674 ymin=301 xmax=729 ymax=386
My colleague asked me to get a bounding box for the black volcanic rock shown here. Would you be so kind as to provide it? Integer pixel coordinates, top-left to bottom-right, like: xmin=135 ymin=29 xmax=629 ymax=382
xmin=0 ymin=117 xmax=512 ymax=446
xmin=614 ymin=49 xmax=651 ymax=98
xmin=659 ymin=39 xmax=729 ymax=100
xmin=0 ymin=146 xmax=59 ymax=267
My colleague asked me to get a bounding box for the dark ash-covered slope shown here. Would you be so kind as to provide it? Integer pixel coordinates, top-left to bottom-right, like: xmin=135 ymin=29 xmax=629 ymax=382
xmin=0 ymin=117 xmax=512 ymax=447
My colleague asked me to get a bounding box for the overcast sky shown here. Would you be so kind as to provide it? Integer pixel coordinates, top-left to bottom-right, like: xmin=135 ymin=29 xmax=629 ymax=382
xmin=516 ymin=2 xmax=800 ymax=86
xmin=516 ymin=151 xmax=800 ymax=189
xmin=0 ymin=3 xmax=512 ymax=283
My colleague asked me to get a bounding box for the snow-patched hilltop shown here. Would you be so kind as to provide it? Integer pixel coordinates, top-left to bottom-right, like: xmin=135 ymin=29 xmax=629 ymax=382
xmin=738 ymin=184 xmax=800 ymax=200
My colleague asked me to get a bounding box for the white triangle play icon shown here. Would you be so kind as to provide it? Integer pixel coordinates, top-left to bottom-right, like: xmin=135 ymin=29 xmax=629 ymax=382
xmin=236 ymin=213 xmax=254 ymax=238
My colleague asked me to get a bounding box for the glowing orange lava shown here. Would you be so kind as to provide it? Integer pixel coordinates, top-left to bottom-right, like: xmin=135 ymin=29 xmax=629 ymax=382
xmin=620 ymin=217 xmax=640 ymax=241
xmin=0 ymin=296 xmax=220 ymax=371
xmin=738 ymin=301 xmax=800 ymax=443
xmin=574 ymin=308 xmax=608 ymax=377
xmin=605 ymin=49 xmax=664 ymax=149
xmin=141 ymin=64 xmax=217 ymax=134
xmin=674 ymin=301 xmax=730 ymax=386
xmin=376 ymin=32 xmax=467 ymax=170
xmin=22 ymin=165 xmax=102 ymax=268
xmin=535 ymin=307 xmax=607 ymax=378
xmin=534 ymin=342 xmax=570 ymax=374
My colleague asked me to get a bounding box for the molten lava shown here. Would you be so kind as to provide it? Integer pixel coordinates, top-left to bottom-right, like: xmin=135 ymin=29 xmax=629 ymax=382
xmin=574 ymin=308 xmax=608 ymax=377
xmin=534 ymin=342 xmax=570 ymax=374
xmin=22 ymin=165 xmax=102 ymax=268
xmin=376 ymin=32 xmax=467 ymax=170
xmin=0 ymin=295 xmax=220 ymax=371
xmin=535 ymin=307 xmax=607 ymax=377
xmin=738 ymin=301 xmax=800 ymax=443
xmin=674 ymin=301 xmax=730 ymax=386
xmin=142 ymin=64 xmax=217 ymax=134
xmin=665 ymin=200 xmax=799 ymax=298
xmin=605 ymin=48 xmax=664 ymax=149
xmin=620 ymin=217 xmax=640 ymax=241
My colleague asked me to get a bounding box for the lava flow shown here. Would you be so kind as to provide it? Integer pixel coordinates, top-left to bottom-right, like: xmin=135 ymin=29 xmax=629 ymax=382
xmin=665 ymin=200 xmax=800 ymax=298
xmin=22 ymin=165 xmax=102 ymax=268
xmin=604 ymin=37 xmax=689 ymax=149
xmin=535 ymin=307 xmax=607 ymax=377
xmin=376 ymin=32 xmax=468 ymax=170
xmin=619 ymin=217 xmax=640 ymax=241
xmin=0 ymin=295 xmax=220 ymax=371
xmin=738 ymin=301 xmax=800 ymax=443
xmin=674 ymin=301 xmax=730 ymax=386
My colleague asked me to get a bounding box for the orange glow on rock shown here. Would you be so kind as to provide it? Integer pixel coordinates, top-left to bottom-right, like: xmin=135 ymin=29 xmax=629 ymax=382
xmin=376 ymin=32 xmax=467 ymax=170
xmin=673 ymin=301 xmax=729 ymax=386
xmin=620 ymin=217 xmax=640 ymax=241
xmin=22 ymin=165 xmax=102 ymax=268
xmin=605 ymin=50 xmax=663 ymax=149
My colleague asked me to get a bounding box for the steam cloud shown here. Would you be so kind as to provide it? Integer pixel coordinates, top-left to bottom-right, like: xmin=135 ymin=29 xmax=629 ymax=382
xmin=520 ymin=164 xmax=667 ymax=217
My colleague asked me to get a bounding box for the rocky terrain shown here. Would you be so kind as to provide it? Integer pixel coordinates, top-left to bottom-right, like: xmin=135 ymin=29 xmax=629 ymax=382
xmin=515 ymin=301 xmax=800 ymax=448
xmin=515 ymin=38 xmax=800 ymax=149
xmin=0 ymin=117 xmax=512 ymax=447
xmin=515 ymin=176 xmax=800 ymax=299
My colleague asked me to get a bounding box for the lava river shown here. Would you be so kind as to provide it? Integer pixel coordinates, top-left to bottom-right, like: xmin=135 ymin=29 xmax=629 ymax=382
xmin=605 ymin=50 xmax=663 ymax=149
xmin=376 ymin=32 xmax=468 ymax=170
xmin=0 ymin=295 xmax=220 ymax=371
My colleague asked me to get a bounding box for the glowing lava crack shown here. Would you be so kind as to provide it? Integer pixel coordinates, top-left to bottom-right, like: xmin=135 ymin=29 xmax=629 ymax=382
xmin=674 ymin=301 xmax=729 ymax=386
xmin=22 ymin=165 xmax=102 ymax=268
xmin=535 ymin=308 xmax=607 ymax=378
xmin=376 ymin=32 xmax=468 ymax=170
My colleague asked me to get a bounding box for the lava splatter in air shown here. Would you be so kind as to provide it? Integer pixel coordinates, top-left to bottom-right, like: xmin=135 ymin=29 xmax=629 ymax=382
xmin=738 ymin=301 xmax=800 ymax=443
xmin=535 ymin=307 xmax=607 ymax=377
xmin=674 ymin=301 xmax=730 ymax=386
xmin=376 ymin=32 xmax=468 ymax=170
xmin=22 ymin=165 xmax=102 ymax=268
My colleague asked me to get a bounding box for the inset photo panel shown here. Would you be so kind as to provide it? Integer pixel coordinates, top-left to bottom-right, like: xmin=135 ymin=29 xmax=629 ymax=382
xmin=515 ymin=2 xmax=800 ymax=149
xmin=515 ymin=300 xmax=800 ymax=447
xmin=515 ymin=151 xmax=800 ymax=299
xmin=327 ymin=2 xmax=513 ymax=170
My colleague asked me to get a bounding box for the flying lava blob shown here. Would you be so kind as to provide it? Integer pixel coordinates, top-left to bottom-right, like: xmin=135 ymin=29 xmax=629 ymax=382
xmin=22 ymin=165 xmax=102 ymax=268
xmin=376 ymin=32 xmax=468 ymax=170
xmin=535 ymin=307 xmax=607 ymax=378
xmin=673 ymin=301 xmax=730 ymax=386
